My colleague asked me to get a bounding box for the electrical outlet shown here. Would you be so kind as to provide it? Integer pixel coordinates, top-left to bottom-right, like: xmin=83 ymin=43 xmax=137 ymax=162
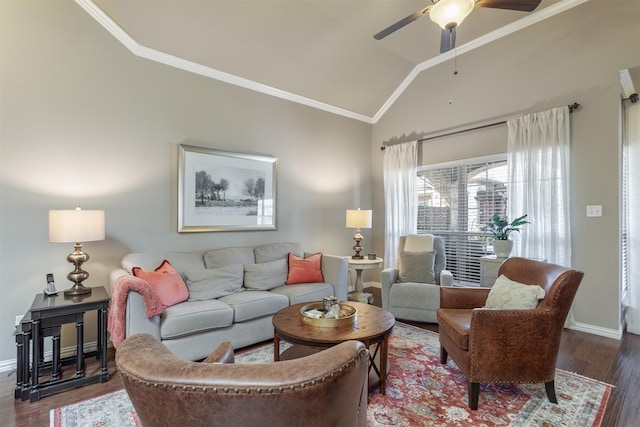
xmin=15 ymin=315 xmax=23 ymax=326
xmin=586 ymin=205 xmax=602 ymax=217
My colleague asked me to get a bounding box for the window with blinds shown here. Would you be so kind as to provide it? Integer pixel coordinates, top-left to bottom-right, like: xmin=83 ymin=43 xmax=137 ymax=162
xmin=417 ymin=157 xmax=508 ymax=285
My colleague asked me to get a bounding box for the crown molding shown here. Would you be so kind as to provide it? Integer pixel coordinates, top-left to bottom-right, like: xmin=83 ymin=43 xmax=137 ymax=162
xmin=74 ymin=0 xmax=373 ymax=124
xmin=75 ymin=0 xmax=588 ymax=125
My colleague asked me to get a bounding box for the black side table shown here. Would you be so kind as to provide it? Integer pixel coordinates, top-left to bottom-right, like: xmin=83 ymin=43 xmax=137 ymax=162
xmin=14 ymin=286 xmax=110 ymax=402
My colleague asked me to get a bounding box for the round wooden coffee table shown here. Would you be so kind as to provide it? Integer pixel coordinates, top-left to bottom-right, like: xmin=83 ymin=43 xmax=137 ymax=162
xmin=272 ymin=301 xmax=395 ymax=394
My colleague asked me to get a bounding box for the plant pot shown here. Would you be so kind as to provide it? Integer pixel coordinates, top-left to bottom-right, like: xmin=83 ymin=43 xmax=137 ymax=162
xmin=493 ymin=239 xmax=513 ymax=258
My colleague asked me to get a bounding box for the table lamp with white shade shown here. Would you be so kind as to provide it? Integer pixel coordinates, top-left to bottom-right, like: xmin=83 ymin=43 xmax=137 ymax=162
xmin=346 ymin=209 xmax=372 ymax=259
xmin=49 ymin=207 xmax=105 ymax=296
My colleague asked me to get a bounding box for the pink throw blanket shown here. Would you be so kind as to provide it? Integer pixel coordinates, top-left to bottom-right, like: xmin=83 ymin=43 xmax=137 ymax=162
xmin=108 ymin=275 xmax=164 ymax=348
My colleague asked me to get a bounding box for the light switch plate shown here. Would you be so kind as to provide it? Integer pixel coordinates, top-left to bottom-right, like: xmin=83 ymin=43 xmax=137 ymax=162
xmin=586 ymin=205 xmax=602 ymax=217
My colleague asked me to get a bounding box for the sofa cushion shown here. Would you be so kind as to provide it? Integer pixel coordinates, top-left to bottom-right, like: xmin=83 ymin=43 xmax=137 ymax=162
xmin=398 ymin=250 xmax=436 ymax=284
xmin=132 ymin=260 xmax=189 ymax=308
xmin=270 ymin=283 xmax=334 ymax=305
xmin=204 ymin=247 xmax=255 ymax=269
xmin=254 ymin=242 xmax=304 ymax=263
xmin=243 ymin=258 xmax=287 ymax=290
xmin=123 ymin=252 xmax=205 ymax=276
xmin=184 ymin=264 xmax=244 ymax=301
xmin=218 ymin=291 xmax=289 ymax=323
xmin=484 ymin=275 xmax=546 ymax=309
xmin=160 ymin=299 xmax=234 ymax=339
xmin=286 ymin=252 xmax=324 ymax=284
xmin=389 ymin=281 xmax=441 ymax=312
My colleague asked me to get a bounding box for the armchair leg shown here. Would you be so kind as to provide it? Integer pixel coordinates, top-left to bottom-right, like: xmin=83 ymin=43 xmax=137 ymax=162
xmin=468 ymin=382 xmax=479 ymax=410
xmin=545 ymin=380 xmax=558 ymax=404
xmin=440 ymin=346 xmax=448 ymax=364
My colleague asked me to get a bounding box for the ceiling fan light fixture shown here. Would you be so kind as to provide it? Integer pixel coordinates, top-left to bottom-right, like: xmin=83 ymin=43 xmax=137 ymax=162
xmin=430 ymin=0 xmax=475 ymax=29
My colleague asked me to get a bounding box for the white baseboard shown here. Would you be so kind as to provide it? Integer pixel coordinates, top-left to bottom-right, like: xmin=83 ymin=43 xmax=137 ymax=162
xmin=0 ymin=359 xmax=15 ymax=374
xmin=0 ymin=340 xmax=108 ymax=374
xmin=568 ymin=322 xmax=623 ymax=340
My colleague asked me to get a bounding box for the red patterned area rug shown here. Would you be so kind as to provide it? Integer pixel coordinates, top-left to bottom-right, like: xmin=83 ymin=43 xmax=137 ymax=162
xmin=51 ymin=322 xmax=611 ymax=427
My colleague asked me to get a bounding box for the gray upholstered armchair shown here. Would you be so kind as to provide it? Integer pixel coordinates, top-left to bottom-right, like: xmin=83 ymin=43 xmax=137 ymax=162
xmin=381 ymin=235 xmax=453 ymax=323
xmin=116 ymin=333 xmax=369 ymax=427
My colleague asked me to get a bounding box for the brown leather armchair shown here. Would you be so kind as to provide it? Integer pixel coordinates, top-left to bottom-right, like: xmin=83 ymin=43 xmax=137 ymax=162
xmin=437 ymin=257 xmax=584 ymax=410
xmin=116 ymin=333 xmax=369 ymax=427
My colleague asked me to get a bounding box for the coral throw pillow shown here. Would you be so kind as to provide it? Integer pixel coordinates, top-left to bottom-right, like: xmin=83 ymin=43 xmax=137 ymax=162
xmin=286 ymin=253 xmax=324 ymax=285
xmin=132 ymin=260 xmax=189 ymax=307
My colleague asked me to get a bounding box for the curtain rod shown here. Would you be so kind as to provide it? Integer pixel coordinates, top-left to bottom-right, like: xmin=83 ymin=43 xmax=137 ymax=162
xmin=380 ymin=102 xmax=581 ymax=151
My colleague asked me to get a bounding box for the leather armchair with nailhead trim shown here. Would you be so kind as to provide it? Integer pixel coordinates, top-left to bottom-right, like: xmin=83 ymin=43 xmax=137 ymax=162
xmin=437 ymin=257 xmax=584 ymax=410
xmin=116 ymin=334 xmax=368 ymax=427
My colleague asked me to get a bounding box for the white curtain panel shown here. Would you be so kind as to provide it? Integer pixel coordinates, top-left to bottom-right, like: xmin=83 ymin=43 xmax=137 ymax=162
xmin=383 ymin=141 xmax=418 ymax=269
xmin=623 ymin=97 xmax=640 ymax=333
xmin=507 ymin=107 xmax=572 ymax=267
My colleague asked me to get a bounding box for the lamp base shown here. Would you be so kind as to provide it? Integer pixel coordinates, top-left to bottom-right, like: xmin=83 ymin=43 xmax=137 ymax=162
xmin=64 ymin=283 xmax=92 ymax=296
xmin=352 ymin=239 xmax=364 ymax=259
xmin=64 ymin=243 xmax=92 ymax=296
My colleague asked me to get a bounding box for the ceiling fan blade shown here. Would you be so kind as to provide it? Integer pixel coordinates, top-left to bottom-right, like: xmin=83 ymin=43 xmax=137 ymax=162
xmin=373 ymin=6 xmax=431 ymax=40
xmin=440 ymin=27 xmax=456 ymax=53
xmin=474 ymin=0 xmax=542 ymax=12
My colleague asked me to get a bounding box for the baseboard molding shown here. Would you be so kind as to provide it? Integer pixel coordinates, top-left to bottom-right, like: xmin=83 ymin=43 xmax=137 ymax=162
xmin=0 ymin=359 xmax=16 ymax=374
xmin=0 ymin=340 xmax=109 ymax=374
xmin=568 ymin=322 xmax=623 ymax=340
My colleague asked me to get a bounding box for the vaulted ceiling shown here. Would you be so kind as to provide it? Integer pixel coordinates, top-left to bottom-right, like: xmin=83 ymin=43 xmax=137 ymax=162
xmin=78 ymin=0 xmax=585 ymax=123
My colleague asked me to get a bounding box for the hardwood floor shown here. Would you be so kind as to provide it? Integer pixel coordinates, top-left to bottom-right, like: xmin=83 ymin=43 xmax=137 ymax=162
xmin=2 ymin=286 xmax=638 ymax=426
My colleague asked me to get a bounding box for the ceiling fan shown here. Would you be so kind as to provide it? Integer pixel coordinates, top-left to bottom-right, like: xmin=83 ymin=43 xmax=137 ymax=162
xmin=374 ymin=0 xmax=542 ymax=53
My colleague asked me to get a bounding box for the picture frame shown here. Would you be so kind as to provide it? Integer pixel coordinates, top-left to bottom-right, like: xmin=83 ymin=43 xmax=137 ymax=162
xmin=178 ymin=144 xmax=277 ymax=232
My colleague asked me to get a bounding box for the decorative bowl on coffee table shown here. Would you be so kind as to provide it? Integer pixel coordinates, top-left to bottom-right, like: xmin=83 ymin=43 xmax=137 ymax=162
xmin=300 ymin=302 xmax=357 ymax=327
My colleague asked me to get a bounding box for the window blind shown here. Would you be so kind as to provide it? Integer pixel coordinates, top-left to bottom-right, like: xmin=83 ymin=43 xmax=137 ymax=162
xmin=417 ymin=157 xmax=508 ymax=285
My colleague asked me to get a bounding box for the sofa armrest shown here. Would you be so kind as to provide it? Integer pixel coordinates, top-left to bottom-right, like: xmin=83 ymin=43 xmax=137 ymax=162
xmin=126 ymin=291 xmax=162 ymax=340
xmin=111 ymin=270 xmax=162 ymax=342
xmin=440 ymin=269 xmax=454 ymax=287
xmin=109 ymin=268 xmax=129 ymax=290
xmin=316 ymin=253 xmax=349 ymax=301
xmin=380 ymin=268 xmax=398 ymax=310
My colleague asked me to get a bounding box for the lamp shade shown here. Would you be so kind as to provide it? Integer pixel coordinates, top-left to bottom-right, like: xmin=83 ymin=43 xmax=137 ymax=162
xmin=49 ymin=208 xmax=105 ymax=243
xmin=430 ymin=0 xmax=475 ymax=29
xmin=346 ymin=209 xmax=372 ymax=229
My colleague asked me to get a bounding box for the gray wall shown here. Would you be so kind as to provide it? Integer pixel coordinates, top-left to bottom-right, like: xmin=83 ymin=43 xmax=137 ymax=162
xmin=371 ymin=0 xmax=640 ymax=336
xmin=0 ymin=1 xmax=371 ymax=362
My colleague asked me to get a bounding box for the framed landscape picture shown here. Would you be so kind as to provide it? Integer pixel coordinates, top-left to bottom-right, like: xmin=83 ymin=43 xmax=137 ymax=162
xmin=178 ymin=144 xmax=277 ymax=232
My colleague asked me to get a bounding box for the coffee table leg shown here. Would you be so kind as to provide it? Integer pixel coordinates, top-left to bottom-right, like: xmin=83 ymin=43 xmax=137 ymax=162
xmin=380 ymin=334 xmax=389 ymax=395
xmin=273 ymin=332 xmax=280 ymax=362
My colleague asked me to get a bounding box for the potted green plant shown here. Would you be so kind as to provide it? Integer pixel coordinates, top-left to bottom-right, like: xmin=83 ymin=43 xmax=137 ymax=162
xmin=482 ymin=213 xmax=529 ymax=258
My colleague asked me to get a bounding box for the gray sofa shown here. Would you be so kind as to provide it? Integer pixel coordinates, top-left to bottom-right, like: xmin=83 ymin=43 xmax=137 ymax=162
xmin=110 ymin=242 xmax=348 ymax=361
